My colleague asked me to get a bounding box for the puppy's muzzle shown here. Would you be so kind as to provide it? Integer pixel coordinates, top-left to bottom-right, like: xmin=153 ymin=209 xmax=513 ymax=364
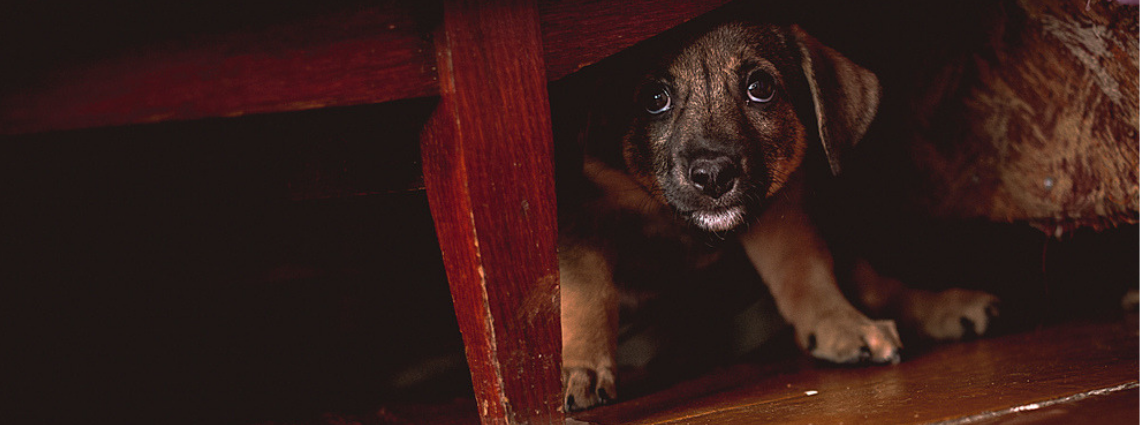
xmin=686 ymin=154 xmax=740 ymax=199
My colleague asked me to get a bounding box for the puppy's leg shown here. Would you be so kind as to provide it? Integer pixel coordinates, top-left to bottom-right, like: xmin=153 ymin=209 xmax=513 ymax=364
xmin=559 ymin=243 xmax=618 ymax=411
xmin=740 ymin=181 xmax=901 ymax=364
xmin=852 ymin=259 xmax=999 ymax=340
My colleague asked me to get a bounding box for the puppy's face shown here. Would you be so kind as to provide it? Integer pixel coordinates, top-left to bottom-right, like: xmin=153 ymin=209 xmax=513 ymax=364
xmin=621 ymin=23 xmax=810 ymax=232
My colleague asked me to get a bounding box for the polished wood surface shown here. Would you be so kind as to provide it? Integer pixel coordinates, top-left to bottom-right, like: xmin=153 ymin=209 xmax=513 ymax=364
xmin=571 ymin=315 xmax=1138 ymax=425
xmin=968 ymin=387 xmax=1138 ymax=425
xmin=420 ymin=0 xmax=563 ymax=423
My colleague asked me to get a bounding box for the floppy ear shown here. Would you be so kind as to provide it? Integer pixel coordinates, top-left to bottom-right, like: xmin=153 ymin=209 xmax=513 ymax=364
xmin=790 ymin=25 xmax=880 ymax=175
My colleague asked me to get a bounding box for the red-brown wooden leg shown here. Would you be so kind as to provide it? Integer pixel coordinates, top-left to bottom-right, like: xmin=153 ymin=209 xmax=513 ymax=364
xmin=420 ymin=0 xmax=562 ymax=424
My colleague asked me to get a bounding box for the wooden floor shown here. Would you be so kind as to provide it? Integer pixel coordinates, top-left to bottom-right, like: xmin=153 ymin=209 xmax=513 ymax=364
xmin=339 ymin=313 xmax=1138 ymax=425
xmin=571 ymin=315 xmax=1138 ymax=425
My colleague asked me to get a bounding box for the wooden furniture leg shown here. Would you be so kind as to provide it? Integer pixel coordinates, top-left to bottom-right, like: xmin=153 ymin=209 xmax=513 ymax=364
xmin=420 ymin=0 xmax=563 ymax=424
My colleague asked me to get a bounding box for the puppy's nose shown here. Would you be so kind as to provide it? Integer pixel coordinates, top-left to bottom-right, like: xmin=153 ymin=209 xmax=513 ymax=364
xmin=688 ymin=156 xmax=739 ymax=198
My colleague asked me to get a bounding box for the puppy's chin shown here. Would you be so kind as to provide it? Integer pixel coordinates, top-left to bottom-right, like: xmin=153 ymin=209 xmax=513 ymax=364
xmin=689 ymin=206 xmax=745 ymax=232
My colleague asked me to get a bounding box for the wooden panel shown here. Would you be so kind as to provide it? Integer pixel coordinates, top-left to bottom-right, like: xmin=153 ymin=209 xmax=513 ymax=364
xmin=419 ymin=0 xmax=562 ymax=424
xmin=571 ymin=316 xmax=1139 ymax=425
xmin=0 ymin=0 xmax=729 ymax=135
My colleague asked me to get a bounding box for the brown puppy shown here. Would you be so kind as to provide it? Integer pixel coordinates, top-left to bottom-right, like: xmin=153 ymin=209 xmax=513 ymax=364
xmin=558 ymin=22 xmax=998 ymax=411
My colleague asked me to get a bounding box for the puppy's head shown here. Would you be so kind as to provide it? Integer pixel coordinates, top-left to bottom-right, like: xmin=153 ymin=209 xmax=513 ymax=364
xmin=619 ymin=23 xmax=879 ymax=232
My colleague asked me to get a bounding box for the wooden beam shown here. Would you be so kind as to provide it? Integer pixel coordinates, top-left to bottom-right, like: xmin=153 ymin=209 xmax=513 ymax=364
xmin=420 ymin=0 xmax=563 ymax=423
xmin=0 ymin=0 xmax=731 ymax=135
xmin=0 ymin=4 xmax=439 ymax=135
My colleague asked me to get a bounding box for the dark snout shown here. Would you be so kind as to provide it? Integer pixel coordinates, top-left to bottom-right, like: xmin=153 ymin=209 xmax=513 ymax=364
xmin=668 ymin=145 xmax=758 ymax=232
xmin=670 ymin=147 xmax=752 ymax=232
xmin=688 ymin=155 xmax=739 ymax=199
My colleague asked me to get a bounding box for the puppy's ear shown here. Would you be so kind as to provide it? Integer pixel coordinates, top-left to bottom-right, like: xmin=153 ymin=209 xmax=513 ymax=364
xmin=790 ymin=25 xmax=880 ymax=175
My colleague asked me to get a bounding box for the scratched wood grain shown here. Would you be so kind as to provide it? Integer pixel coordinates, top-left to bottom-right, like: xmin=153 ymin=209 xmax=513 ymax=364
xmin=419 ymin=0 xmax=563 ymax=423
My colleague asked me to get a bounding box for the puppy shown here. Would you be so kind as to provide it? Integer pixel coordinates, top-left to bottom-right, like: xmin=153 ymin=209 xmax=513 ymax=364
xmin=558 ymin=21 xmax=999 ymax=411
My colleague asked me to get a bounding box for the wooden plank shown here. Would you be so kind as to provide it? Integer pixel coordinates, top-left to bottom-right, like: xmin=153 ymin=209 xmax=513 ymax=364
xmin=419 ymin=0 xmax=562 ymax=424
xmin=965 ymin=386 xmax=1138 ymax=425
xmin=0 ymin=0 xmax=729 ymax=135
xmin=571 ymin=316 xmax=1139 ymax=425
xmin=0 ymin=3 xmax=439 ymax=135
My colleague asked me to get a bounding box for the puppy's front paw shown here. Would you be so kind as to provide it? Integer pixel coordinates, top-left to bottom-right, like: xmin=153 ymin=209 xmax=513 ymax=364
xmin=800 ymin=310 xmax=902 ymax=364
xmin=562 ymin=365 xmax=616 ymax=412
xmin=914 ymin=288 xmax=999 ymax=341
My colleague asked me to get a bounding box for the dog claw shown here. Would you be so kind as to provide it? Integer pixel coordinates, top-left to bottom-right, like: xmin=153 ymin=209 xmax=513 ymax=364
xmin=563 ymin=366 xmax=616 ymax=412
xmin=960 ymin=317 xmax=979 ymax=339
xmin=916 ymin=289 xmax=1000 ymax=341
xmin=802 ymin=313 xmax=902 ymax=365
xmin=985 ymin=302 xmax=1000 ymax=319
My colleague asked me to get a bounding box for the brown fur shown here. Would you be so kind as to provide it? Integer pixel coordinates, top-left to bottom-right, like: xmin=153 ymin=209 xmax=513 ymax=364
xmin=558 ymin=22 xmax=998 ymax=411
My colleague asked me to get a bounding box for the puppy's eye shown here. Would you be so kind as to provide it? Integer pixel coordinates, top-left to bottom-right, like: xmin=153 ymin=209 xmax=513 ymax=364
xmin=746 ymin=71 xmax=776 ymax=104
xmin=640 ymin=83 xmax=672 ymax=115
